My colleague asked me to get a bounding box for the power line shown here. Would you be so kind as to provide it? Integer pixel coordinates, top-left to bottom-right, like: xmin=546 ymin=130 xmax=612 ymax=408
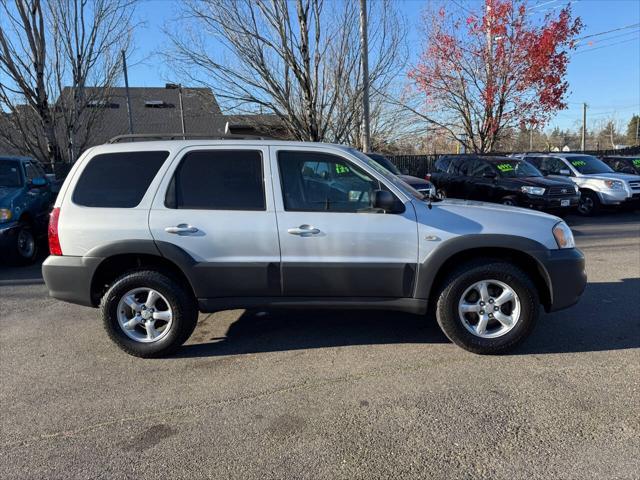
xmin=571 ymin=37 xmax=639 ymax=56
xmin=575 ymin=22 xmax=640 ymax=41
xmin=574 ymin=29 xmax=640 ymax=49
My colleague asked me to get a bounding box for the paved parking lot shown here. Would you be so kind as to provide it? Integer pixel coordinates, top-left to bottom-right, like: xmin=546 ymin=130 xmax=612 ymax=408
xmin=1 ymin=212 xmax=639 ymax=479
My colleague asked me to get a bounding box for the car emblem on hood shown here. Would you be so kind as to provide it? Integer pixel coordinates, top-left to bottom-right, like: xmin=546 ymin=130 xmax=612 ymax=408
xmin=561 ymin=188 xmax=567 ymax=193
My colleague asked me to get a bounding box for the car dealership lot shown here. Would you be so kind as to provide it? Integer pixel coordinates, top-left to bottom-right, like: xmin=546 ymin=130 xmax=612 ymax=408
xmin=1 ymin=212 xmax=639 ymax=480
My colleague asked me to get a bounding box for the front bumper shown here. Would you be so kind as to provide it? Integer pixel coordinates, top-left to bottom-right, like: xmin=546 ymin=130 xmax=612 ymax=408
xmin=42 ymin=255 xmax=103 ymax=307
xmin=537 ymin=248 xmax=587 ymax=312
xmin=598 ymin=188 xmax=639 ymax=205
xmin=524 ymin=194 xmax=580 ymax=210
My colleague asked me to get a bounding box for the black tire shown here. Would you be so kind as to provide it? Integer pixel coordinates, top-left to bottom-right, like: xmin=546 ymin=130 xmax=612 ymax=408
xmin=434 ymin=259 xmax=540 ymax=355
xmin=100 ymin=270 xmax=198 ymax=358
xmin=577 ymin=190 xmax=600 ymax=216
xmin=501 ymin=196 xmax=518 ymax=207
xmin=1 ymin=221 xmax=38 ymax=266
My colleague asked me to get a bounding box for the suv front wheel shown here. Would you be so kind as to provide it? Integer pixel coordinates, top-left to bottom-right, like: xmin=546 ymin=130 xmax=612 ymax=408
xmin=435 ymin=260 xmax=539 ymax=354
xmin=100 ymin=270 xmax=198 ymax=357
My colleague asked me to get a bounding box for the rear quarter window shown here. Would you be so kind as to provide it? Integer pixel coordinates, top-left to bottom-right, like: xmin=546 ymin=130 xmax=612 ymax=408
xmin=73 ymin=151 xmax=169 ymax=208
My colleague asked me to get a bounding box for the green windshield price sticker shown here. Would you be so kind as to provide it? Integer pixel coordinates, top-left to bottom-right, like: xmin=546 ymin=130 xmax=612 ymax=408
xmin=571 ymin=160 xmax=586 ymax=167
xmin=496 ymin=163 xmax=514 ymax=172
xmin=633 ymin=159 xmax=640 ymax=167
xmin=335 ymin=164 xmax=350 ymax=174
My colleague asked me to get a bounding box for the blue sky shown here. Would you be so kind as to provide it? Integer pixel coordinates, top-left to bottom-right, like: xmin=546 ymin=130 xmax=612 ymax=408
xmin=128 ymin=0 xmax=640 ymax=132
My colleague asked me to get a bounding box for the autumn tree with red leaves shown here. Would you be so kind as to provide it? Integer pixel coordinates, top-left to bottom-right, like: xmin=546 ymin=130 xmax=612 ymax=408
xmin=408 ymin=0 xmax=582 ymax=153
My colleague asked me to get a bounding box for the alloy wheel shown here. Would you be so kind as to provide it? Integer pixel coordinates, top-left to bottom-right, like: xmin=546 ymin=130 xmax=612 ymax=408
xmin=458 ymin=279 xmax=521 ymax=338
xmin=116 ymin=288 xmax=173 ymax=343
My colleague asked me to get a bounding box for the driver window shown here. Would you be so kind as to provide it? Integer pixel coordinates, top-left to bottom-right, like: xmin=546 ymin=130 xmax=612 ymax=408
xmin=278 ymin=150 xmax=382 ymax=212
xmin=468 ymin=160 xmax=493 ymax=177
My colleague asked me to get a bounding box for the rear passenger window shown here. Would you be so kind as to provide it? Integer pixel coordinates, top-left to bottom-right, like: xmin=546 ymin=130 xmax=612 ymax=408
xmin=73 ymin=151 xmax=169 ymax=208
xmin=166 ymin=150 xmax=265 ymax=210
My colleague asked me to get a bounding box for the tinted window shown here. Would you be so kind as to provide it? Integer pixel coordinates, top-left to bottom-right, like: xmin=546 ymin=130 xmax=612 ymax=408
xmin=73 ymin=151 xmax=169 ymax=208
xmin=366 ymin=153 xmax=401 ymax=175
xmin=278 ymin=151 xmax=381 ymax=212
xmin=537 ymin=157 xmax=566 ymax=175
xmin=450 ymin=158 xmax=471 ymax=176
xmin=167 ymin=150 xmax=264 ymax=210
xmin=468 ymin=160 xmax=494 ymax=177
xmin=0 ymin=160 xmax=22 ymax=187
xmin=435 ymin=157 xmax=452 ymax=173
xmin=490 ymin=159 xmax=541 ymax=178
xmin=565 ymin=155 xmax=613 ymax=174
xmin=24 ymin=163 xmax=39 ymax=182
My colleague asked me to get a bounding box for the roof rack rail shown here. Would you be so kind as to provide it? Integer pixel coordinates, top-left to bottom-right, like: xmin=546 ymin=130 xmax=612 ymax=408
xmin=107 ymin=133 xmax=272 ymax=143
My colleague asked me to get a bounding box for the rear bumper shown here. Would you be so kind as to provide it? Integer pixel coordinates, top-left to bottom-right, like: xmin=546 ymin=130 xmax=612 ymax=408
xmin=42 ymin=255 xmax=102 ymax=307
xmin=538 ymin=248 xmax=587 ymax=312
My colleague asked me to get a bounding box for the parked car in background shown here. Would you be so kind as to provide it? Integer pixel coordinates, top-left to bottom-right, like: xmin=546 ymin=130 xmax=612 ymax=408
xmin=519 ymin=153 xmax=640 ymax=215
xmin=42 ymin=138 xmax=585 ymax=357
xmin=601 ymin=155 xmax=640 ymax=175
xmin=365 ymin=152 xmax=436 ymax=198
xmin=428 ymin=155 xmax=580 ymax=212
xmin=0 ymin=156 xmax=53 ymax=264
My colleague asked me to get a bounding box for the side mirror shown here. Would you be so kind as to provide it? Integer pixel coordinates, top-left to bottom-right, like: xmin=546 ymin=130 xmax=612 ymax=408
xmin=482 ymin=171 xmax=497 ymax=179
xmin=559 ymin=169 xmax=571 ymax=176
xmin=372 ymin=190 xmax=404 ymax=213
xmin=30 ymin=177 xmax=47 ymax=188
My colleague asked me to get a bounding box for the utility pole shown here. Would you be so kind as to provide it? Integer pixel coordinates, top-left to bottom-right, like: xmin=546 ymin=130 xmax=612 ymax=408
xmin=581 ymin=102 xmax=587 ymax=151
xmin=178 ymin=85 xmax=186 ymax=139
xmin=359 ymin=0 xmax=371 ymax=153
xmin=529 ymin=125 xmax=533 ymax=151
xmin=122 ymin=51 xmax=134 ymax=134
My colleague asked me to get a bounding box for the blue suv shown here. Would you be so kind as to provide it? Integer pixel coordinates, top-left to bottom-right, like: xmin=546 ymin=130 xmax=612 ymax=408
xmin=0 ymin=156 xmax=53 ymax=264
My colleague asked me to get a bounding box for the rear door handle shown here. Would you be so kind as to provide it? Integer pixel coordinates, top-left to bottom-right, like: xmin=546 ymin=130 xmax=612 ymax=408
xmin=165 ymin=224 xmax=199 ymax=235
xmin=287 ymin=224 xmax=321 ymax=236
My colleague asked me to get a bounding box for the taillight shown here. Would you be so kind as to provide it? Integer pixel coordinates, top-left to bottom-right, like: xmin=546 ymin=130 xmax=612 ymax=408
xmin=48 ymin=207 xmax=62 ymax=256
xmin=425 ymin=173 xmax=432 ymax=181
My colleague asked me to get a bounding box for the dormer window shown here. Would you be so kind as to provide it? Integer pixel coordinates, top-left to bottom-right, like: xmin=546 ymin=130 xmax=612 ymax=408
xmin=87 ymin=100 xmax=119 ymax=108
xmin=144 ymin=100 xmax=174 ymax=108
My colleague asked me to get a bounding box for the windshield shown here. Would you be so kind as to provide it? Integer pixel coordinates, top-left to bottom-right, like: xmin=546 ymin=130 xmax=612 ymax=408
xmin=365 ymin=153 xmax=402 ymax=175
xmin=491 ymin=160 xmax=542 ymax=178
xmin=567 ymin=155 xmax=614 ymax=174
xmin=0 ymin=160 xmax=22 ymax=188
xmin=348 ymin=148 xmax=425 ymax=200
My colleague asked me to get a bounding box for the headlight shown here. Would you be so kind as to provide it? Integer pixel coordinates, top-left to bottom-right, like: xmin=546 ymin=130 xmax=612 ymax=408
xmin=0 ymin=209 xmax=13 ymax=222
xmin=552 ymin=221 xmax=575 ymax=249
xmin=521 ymin=186 xmax=546 ymax=195
xmin=574 ymin=185 xmax=580 ymax=193
xmin=603 ymin=180 xmax=624 ymax=190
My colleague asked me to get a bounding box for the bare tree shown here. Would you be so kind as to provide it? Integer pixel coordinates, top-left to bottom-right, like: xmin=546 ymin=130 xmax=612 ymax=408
xmin=165 ymin=0 xmax=407 ymax=145
xmin=0 ymin=0 xmax=135 ymax=166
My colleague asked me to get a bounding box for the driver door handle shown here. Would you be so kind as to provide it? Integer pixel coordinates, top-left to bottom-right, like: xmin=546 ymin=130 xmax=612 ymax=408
xmin=165 ymin=224 xmax=199 ymax=235
xmin=287 ymin=224 xmax=321 ymax=236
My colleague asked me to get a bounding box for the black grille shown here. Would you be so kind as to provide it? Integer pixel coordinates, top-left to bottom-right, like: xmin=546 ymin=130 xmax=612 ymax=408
xmin=547 ymin=185 xmax=574 ymax=196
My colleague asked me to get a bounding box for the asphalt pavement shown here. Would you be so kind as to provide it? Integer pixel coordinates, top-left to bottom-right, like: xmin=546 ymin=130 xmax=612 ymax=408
xmin=1 ymin=211 xmax=639 ymax=479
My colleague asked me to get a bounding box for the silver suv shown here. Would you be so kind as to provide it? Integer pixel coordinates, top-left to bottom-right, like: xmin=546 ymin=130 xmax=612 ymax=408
xmin=43 ymin=138 xmax=586 ymax=357
xmin=519 ymin=153 xmax=640 ymax=215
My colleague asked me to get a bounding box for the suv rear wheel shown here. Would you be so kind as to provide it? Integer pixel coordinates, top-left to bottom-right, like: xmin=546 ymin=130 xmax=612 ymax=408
xmin=435 ymin=260 xmax=539 ymax=354
xmin=100 ymin=270 xmax=198 ymax=357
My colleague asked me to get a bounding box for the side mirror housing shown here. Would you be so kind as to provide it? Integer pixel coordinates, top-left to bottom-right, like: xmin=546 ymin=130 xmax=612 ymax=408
xmin=559 ymin=169 xmax=571 ymax=176
xmin=372 ymin=190 xmax=404 ymax=213
xmin=30 ymin=177 xmax=47 ymax=188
